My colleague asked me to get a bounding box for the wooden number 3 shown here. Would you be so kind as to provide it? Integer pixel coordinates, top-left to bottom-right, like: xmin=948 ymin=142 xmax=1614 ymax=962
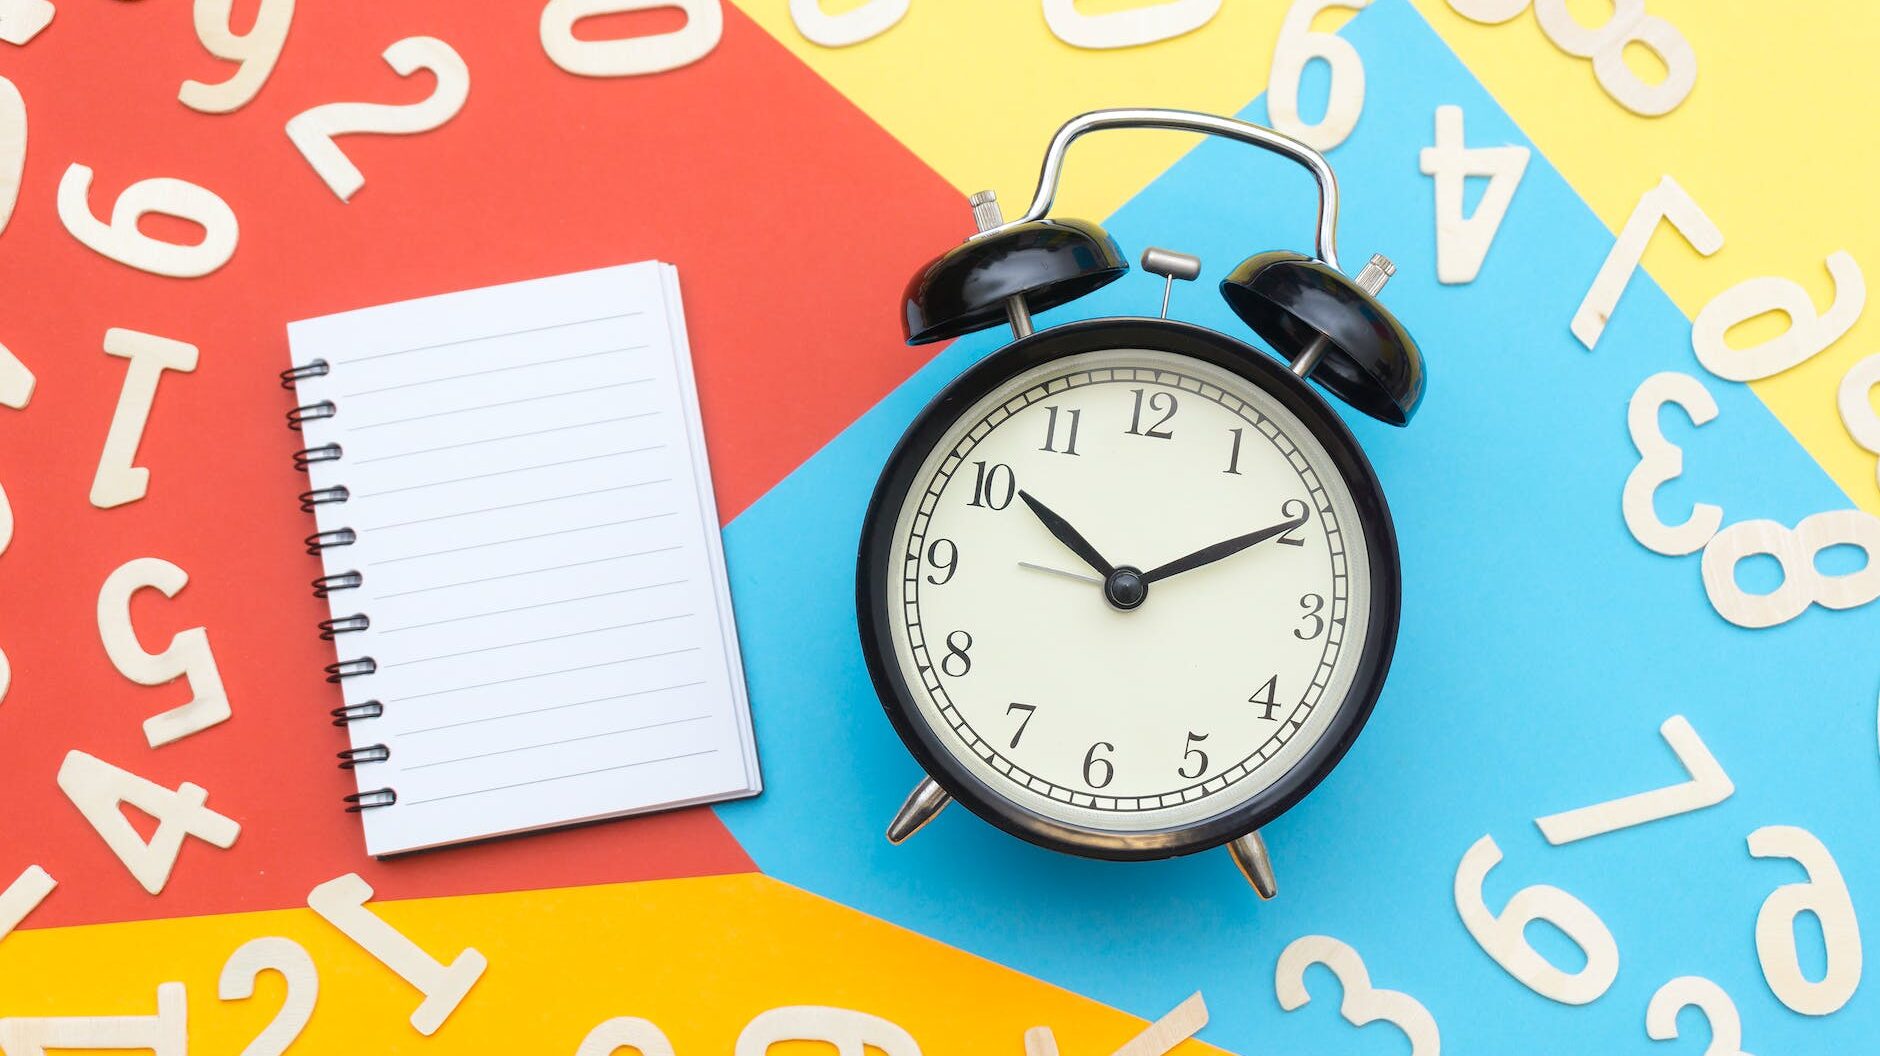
xmin=286 ymin=37 xmax=470 ymax=202
xmin=1275 ymin=936 xmax=1439 ymax=1055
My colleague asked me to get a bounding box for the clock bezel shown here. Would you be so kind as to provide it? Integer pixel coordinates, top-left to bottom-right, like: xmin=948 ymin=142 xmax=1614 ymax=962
xmin=857 ymin=317 xmax=1401 ymax=861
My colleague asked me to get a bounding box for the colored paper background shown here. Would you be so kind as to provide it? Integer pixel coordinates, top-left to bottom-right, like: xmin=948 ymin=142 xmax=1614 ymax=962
xmin=0 ymin=1 xmax=1874 ymax=1052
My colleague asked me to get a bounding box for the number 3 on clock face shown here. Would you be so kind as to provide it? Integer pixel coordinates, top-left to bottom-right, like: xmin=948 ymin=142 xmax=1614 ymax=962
xmin=859 ymin=322 xmax=1401 ymax=859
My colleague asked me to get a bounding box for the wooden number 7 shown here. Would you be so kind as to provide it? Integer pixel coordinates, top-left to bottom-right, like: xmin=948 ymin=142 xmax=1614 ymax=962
xmin=1571 ymin=175 xmax=1722 ymax=350
xmin=1534 ymin=714 xmax=1731 ymax=845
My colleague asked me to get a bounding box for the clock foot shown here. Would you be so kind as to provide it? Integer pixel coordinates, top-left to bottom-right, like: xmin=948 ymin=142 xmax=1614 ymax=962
xmin=1227 ymin=830 xmax=1278 ymax=899
xmin=886 ymin=777 xmax=952 ymax=844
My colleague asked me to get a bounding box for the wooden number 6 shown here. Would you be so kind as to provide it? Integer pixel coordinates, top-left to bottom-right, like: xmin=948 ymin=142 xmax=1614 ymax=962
xmin=286 ymin=36 xmax=470 ymax=202
xmin=1266 ymin=0 xmax=1370 ymax=152
xmin=1623 ymin=372 xmax=1723 ymax=555
xmin=56 ymin=164 xmax=239 ymax=278
xmin=1275 ymin=935 xmax=1439 ymax=1055
xmin=1748 ymin=825 xmax=1862 ymax=1015
xmin=1693 ymin=252 xmax=1865 ymax=382
xmin=1646 ymin=976 xmax=1749 ymax=1056
xmin=219 ymin=937 xmax=319 ymax=1056
xmin=1454 ymin=834 xmax=1619 ymax=1004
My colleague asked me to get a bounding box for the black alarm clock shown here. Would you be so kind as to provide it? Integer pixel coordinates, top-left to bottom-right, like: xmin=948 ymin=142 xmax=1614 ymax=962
xmin=856 ymin=109 xmax=1424 ymax=898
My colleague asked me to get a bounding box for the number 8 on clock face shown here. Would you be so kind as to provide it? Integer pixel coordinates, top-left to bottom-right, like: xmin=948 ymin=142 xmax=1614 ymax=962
xmin=857 ymin=110 xmax=1426 ymax=896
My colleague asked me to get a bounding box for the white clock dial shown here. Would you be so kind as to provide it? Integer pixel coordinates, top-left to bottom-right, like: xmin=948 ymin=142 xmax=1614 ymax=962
xmin=885 ymin=345 xmax=1376 ymax=834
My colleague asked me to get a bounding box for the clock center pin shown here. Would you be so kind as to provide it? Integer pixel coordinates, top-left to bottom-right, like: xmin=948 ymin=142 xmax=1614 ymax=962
xmin=1103 ymin=566 xmax=1148 ymax=611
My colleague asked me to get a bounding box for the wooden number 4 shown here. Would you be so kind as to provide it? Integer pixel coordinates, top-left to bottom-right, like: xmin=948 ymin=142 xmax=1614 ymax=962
xmin=1533 ymin=714 xmax=1732 ymax=844
xmin=57 ymin=750 xmax=240 ymax=895
xmin=1418 ymin=104 xmax=1529 ymax=285
xmin=308 ymin=873 xmax=487 ymax=1036
xmin=1571 ymin=175 xmax=1722 ymax=350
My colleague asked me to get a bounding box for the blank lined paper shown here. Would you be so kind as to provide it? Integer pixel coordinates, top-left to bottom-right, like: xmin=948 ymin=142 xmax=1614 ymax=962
xmin=288 ymin=262 xmax=759 ymax=856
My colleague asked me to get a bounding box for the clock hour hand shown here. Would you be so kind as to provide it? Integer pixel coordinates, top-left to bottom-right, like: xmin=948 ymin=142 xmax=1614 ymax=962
xmin=1139 ymin=504 xmax=1310 ymax=586
xmin=1017 ymin=490 xmax=1117 ymax=578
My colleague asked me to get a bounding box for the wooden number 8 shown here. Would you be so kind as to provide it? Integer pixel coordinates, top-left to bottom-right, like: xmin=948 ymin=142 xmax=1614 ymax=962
xmin=1700 ymin=511 xmax=1880 ymax=628
xmin=1446 ymin=0 xmax=1695 ymax=116
xmin=1275 ymin=935 xmax=1439 ymax=1055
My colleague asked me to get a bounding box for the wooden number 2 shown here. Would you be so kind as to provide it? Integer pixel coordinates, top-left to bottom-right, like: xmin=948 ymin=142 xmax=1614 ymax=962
xmin=1 ymin=73 xmax=22 ymax=235
xmin=1275 ymin=936 xmax=1438 ymax=1055
xmin=1748 ymin=825 xmax=1862 ymax=1016
xmin=56 ymin=750 xmax=240 ymax=895
xmin=1623 ymin=372 xmax=1723 ymax=556
xmin=308 ymin=873 xmax=487 ymax=1036
xmin=1701 ymin=510 xmax=1880 ymax=628
xmin=791 ymin=0 xmax=910 ymax=48
xmin=1454 ymin=834 xmax=1619 ymax=1004
xmin=286 ymin=36 xmax=470 ymax=202
xmin=576 ymin=1017 xmax=677 ymax=1056
xmin=0 ymin=981 xmax=187 ymax=1056
xmin=1267 ymin=0 xmax=1370 ymax=152
xmin=1534 ymin=714 xmax=1730 ymax=843
xmin=1041 ymin=0 xmax=1221 ymax=50
xmin=541 ymin=0 xmax=723 ymax=78
xmin=97 ymin=557 xmax=232 ymax=747
xmin=220 ymin=937 xmax=319 ymax=1056
xmin=1572 ymin=176 xmax=1722 ymax=350
xmin=56 ymin=164 xmax=239 ymax=278
xmin=180 ymin=0 xmax=295 ymax=114
xmin=1646 ymin=976 xmax=1750 ymax=1056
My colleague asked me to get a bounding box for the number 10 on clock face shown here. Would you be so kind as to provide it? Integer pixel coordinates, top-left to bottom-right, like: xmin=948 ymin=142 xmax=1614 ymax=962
xmin=866 ymin=337 xmax=1397 ymax=858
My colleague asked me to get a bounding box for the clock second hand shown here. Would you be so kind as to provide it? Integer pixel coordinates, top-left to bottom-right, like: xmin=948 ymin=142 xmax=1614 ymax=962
xmin=1017 ymin=560 xmax=1103 ymax=586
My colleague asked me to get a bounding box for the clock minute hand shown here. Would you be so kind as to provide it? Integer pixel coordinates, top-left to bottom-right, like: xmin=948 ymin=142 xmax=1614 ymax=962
xmin=1016 ymin=490 xmax=1117 ymax=578
xmin=1139 ymin=509 xmax=1310 ymax=586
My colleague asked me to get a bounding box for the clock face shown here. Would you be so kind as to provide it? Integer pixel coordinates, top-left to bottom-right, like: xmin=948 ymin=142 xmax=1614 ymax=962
xmin=865 ymin=322 xmax=1398 ymax=855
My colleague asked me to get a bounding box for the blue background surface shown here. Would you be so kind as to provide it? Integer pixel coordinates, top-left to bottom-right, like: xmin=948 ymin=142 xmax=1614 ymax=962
xmin=719 ymin=2 xmax=1880 ymax=1050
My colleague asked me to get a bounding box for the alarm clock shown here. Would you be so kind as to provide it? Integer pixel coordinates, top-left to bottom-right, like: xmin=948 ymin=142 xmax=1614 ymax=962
xmin=856 ymin=109 xmax=1424 ymax=898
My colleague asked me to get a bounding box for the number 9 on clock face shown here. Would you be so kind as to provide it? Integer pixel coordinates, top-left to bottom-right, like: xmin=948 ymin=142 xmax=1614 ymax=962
xmin=858 ymin=321 xmax=1402 ymax=859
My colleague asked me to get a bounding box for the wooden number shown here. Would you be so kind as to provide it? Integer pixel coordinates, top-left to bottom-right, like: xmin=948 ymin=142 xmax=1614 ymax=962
xmin=286 ymin=36 xmax=470 ymax=202
xmin=1623 ymin=372 xmax=1723 ymax=555
xmin=0 ymin=74 xmax=22 ymax=234
xmin=1572 ymin=176 xmax=1721 ymax=350
xmin=1534 ymin=714 xmax=1730 ymax=844
xmin=1693 ymin=251 xmax=1865 ymax=382
xmin=1041 ymin=0 xmax=1220 ymax=50
xmin=180 ymin=0 xmax=295 ymax=114
xmin=791 ymin=0 xmax=908 ymax=48
xmin=99 ymin=557 xmax=231 ymax=747
xmin=90 ymin=328 xmax=199 ymax=509
xmin=1276 ymin=936 xmax=1437 ymax=1055
xmin=0 ymin=336 xmax=34 ymax=409
xmin=1021 ymin=993 xmax=1207 ymax=1056
xmin=1454 ymin=834 xmax=1619 ymax=1004
xmin=734 ymin=1007 xmax=920 ymax=1056
xmin=1646 ymin=976 xmax=1749 ymax=1056
xmin=308 ymin=872 xmax=487 ymax=1036
xmin=0 ymin=981 xmax=187 ymax=1056
xmin=576 ymin=1017 xmax=677 ymax=1056
xmin=56 ymin=750 xmax=240 ymax=894
xmin=1533 ymin=0 xmax=1695 ymax=116
xmin=0 ymin=865 xmax=55 ymax=944
xmin=1747 ymin=825 xmax=1862 ymax=1015
xmin=1267 ymin=0 xmax=1370 ymax=152
xmin=541 ymin=0 xmax=723 ymax=78
xmin=0 ymin=0 xmax=54 ymax=46
xmin=1419 ymin=104 xmax=1528 ymax=284
xmin=1445 ymin=0 xmax=1526 ymax=22
xmin=1700 ymin=511 xmax=1880 ymax=628
xmin=57 ymin=164 xmax=238 ymax=278
xmin=219 ymin=937 xmax=319 ymax=1056
xmin=1840 ymin=352 xmax=1880 ymax=487
xmin=0 ymin=640 xmax=10 ymax=707
xmin=0 ymin=478 xmax=11 ymax=557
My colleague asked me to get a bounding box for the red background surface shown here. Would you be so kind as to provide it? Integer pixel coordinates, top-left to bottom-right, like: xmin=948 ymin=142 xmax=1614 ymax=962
xmin=0 ymin=1 xmax=962 ymax=928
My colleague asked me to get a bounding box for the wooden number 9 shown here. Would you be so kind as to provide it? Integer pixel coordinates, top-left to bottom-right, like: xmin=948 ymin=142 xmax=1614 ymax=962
xmin=180 ymin=0 xmax=295 ymax=114
xmin=1275 ymin=935 xmax=1439 ymax=1055
xmin=1267 ymin=0 xmax=1370 ymax=152
xmin=1700 ymin=511 xmax=1880 ymax=628
xmin=1623 ymin=371 xmax=1722 ymax=555
xmin=1693 ymin=252 xmax=1865 ymax=382
xmin=1453 ymin=834 xmax=1619 ymax=1004
xmin=1748 ymin=825 xmax=1862 ymax=1016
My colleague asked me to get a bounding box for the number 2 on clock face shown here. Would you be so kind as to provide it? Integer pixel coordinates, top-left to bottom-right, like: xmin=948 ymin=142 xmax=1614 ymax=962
xmin=886 ymin=347 xmax=1376 ymax=834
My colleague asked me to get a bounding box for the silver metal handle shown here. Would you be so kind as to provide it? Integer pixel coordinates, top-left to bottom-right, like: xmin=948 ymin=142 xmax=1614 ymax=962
xmin=985 ymin=108 xmax=1344 ymax=273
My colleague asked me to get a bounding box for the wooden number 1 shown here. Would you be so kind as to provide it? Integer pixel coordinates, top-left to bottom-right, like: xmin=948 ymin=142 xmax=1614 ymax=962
xmin=0 ymin=981 xmax=186 ymax=1055
xmin=1571 ymin=175 xmax=1721 ymax=351
xmin=308 ymin=873 xmax=487 ymax=1036
xmin=0 ymin=865 xmax=55 ymax=944
xmin=1534 ymin=714 xmax=1732 ymax=844
xmin=90 ymin=328 xmax=199 ymax=509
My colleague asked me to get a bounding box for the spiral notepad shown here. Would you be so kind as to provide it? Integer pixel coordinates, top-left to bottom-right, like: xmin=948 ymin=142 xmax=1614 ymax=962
xmin=284 ymin=261 xmax=760 ymax=856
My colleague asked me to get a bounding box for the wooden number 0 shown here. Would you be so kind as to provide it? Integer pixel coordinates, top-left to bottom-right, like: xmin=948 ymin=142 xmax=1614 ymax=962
xmin=1275 ymin=936 xmax=1438 ymax=1055
xmin=286 ymin=36 xmax=470 ymax=202
xmin=541 ymin=0 xmax=723 ymax=78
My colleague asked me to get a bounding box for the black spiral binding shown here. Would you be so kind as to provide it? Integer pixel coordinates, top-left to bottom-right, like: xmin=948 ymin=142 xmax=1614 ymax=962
xmin=286 ymin=357 xmax=395 ymax=813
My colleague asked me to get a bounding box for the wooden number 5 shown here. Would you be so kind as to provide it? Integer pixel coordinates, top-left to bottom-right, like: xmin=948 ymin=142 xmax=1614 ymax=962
xmin=286 ymin=36 xmax=470 ymax=202
xmin=97 ymin=557 xmax=231 ymax=748
xmin=1275 ymin=936 xmax=1438 ymax=1055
